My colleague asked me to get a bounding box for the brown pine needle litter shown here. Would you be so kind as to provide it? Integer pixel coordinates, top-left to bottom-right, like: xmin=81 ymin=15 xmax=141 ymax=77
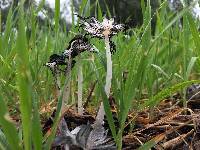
xmin=39 ymin=92 xmax=200 ymax=149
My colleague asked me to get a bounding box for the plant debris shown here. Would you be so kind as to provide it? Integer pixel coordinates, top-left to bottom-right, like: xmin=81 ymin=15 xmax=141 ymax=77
xmin=41 ymin=88 xmax=200 ymax=149
xmin=51 ymin=105 xmax=116 ymax=150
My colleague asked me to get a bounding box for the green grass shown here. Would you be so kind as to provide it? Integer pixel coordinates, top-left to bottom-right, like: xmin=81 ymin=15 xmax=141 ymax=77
xmin=0 ymin=0 xmax=200 ymax=149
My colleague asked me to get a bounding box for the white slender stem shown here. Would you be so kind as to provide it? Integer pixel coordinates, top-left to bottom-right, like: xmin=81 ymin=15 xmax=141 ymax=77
xmin=101 ymin=35 xmax=112 ymax=126
xmin=94 ymin=102 xmax=105 ymax=126
xmin=104 ymin=35 xmax=112 ymax=98
xmin=77 ymin=55 xmax=83 ymax=115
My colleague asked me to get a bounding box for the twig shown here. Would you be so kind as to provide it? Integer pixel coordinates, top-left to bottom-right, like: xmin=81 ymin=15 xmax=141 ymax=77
xmin=84 ymin=81 xmax=97 ymax=108
xmin=165 ymin=121 xmax=194 ymax=127
xmin=53 ymin=70 xmax=61 ymax=97
xmin=61 ymin=54 xmax=72 ymax=112
xmin=77 ymin=55 xmax=83 ymax=115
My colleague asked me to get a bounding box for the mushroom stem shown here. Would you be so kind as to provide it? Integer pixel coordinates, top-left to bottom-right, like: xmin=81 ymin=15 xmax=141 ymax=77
xmin=100 ymin=35 xmax=112 ymax=129
xmin=104 ymin=35 xmax=112 ymax=97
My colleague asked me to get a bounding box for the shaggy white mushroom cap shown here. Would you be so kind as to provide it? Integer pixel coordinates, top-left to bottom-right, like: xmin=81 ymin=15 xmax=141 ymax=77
xmin=80 ymin=17 xmax=124 ymax=38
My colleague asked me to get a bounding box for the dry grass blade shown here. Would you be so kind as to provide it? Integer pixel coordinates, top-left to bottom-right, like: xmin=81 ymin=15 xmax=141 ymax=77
xmin=193 ymin=114 xmax=200 ymax=132
xmin=152 ymin=132 xmax=166 ymax=144
xmin=141 ymin=120 xmax=194 ymax=149
xmin=134 ymin=108 xmax=184 ymax=134
xmin=162 ymin=129 xmax=194 ymax=149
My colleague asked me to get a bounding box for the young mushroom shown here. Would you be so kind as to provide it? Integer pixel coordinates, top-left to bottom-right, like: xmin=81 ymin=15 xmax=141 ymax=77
xmin=45 ymin=54 xmax=67 ymax=96
xmin=63 ymin=35 xmax=97 ymax=58
xmin=46 ymin=35 xmax=97 ymax=112
xmin=79 ymin=16 xmax=124 ymax=97
xmin=79 ymin=16 xmax=124 ymax=119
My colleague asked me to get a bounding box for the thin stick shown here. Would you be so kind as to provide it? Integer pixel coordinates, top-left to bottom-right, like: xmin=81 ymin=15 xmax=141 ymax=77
xmin=61 ymin=54 xmax=72 ymax=112
xmin=53 ymin=70 xmax=61 ymax=97
xmin=77 ymin=55 xmax=83 ymax=115
xmin=84 ymin=81 xmax=97 ymax=108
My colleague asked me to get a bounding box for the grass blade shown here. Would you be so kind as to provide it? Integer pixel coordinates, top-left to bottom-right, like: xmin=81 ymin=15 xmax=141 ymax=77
xmin=32 ymin=93 xmax=42 ymax=150
xmin=16 ymin=3 xmax=32 ymax=150
xmin=2 ymin=4 xmax=13 ymax=55
xmin=140 ymin=80 xmax=200 ymax=109
xmin=0 ymin=95 xmax=21 ymax=150
xmin=54 ymin=0 xmax=60 ymax=33
xmin=186 ymin=57 xmax=198 ymax=79
xmin=187 ymin=13 xmax=200 ymax=66
xmin=43 ymin=89 xmax=63 ymax=150
xmin=0 ymin=129 xmax=9 ymax=150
